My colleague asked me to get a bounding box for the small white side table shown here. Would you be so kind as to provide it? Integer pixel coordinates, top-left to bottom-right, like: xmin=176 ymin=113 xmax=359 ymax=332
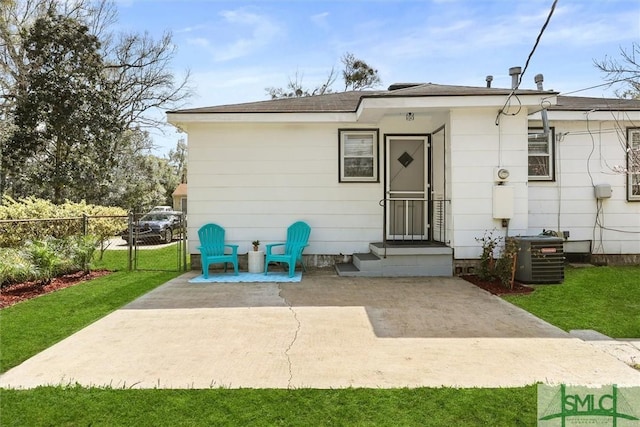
xmin=248 ymin=250 xmax=265 ymax=273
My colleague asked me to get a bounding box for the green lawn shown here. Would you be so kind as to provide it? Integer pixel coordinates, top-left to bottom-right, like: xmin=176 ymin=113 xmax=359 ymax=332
xmin=503 ymin=265 xmax=640 ymax=338
xmin=1 ymin=256 xmax=636 ymax=426
xmin=0 ymin=386 xmax=537 ymax=426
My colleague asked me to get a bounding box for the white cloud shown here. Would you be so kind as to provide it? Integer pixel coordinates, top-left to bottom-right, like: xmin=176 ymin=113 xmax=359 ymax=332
xmin=186 ymin=37 xmax=210 ymax=48
xmin=211 ymin=9 xmax=283 ymax=62
xmin=176 ymin=25 xmax=207 ymax=34
xmin=311 ymin=12 xmax=330 ymax=28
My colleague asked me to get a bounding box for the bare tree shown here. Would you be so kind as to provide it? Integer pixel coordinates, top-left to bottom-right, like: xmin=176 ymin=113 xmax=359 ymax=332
xmin=594 ymin=42 xmax=640 ymax=99
xmin=105 ymin=31 xmax=191 ymax=129
xmin=266 ymin=68 xmax=337 ymax=99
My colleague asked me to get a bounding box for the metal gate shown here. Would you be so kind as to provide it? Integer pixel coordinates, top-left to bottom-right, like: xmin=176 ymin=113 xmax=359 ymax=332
xmin=126 ymin=211 xmax=188 ymax=272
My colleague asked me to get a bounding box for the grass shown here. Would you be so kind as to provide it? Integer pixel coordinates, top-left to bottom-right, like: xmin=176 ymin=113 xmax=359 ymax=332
xmin=0 ymin=245 xmax=184 ymax=372
xmin=0 ymin=386 xmax=537 ymax=426
xmin=503 ymin=265 xmax=640 ymax=338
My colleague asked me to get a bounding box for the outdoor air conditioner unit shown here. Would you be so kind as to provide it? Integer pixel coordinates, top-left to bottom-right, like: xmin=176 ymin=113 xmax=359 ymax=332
xmin=514 ymin=236 xmax=565 ymax=284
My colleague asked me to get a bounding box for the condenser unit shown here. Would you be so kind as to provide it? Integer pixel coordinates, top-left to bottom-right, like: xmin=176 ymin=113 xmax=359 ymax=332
xmin=514 ymin=236 xmax=565 ymax=284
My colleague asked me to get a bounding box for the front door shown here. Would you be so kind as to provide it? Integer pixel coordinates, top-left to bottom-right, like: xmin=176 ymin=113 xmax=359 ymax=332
xmin=385 ymin=135 xmax=430 ymax=240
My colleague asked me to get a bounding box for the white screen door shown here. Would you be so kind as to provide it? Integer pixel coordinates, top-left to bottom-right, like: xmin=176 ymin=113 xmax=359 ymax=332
xmin=386 ymin=135 xmax=429 ymax=240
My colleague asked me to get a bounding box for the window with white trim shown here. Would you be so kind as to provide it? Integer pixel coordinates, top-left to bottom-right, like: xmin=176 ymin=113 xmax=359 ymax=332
xmin=528 ymin=127 xmax=555 ymax=181
xmin=339 ymin=129 xmax=379 ymax=182
xmin=627 ymin=128 xmax=640 ymax=201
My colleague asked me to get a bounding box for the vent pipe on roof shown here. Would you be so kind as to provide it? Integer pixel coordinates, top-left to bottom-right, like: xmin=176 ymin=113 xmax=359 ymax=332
xmin=534 ymin=74 xmax=550 ymax=136
xmin=486 ymin=75 xmax=493 ymax=88
xmin=509 ymin=66 xmax=522 ymax=89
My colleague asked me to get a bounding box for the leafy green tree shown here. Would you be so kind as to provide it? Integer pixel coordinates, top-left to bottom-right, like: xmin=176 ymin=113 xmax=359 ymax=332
xmin=167 ymin=138 xmax=187 ymax=184
xmin=341 ymin=52 xmax=381 ymax=91
xmin=104 ymin=129 xmax=177 ymax=212
xmin=0 ymin=0 xmax=190 ymax=204
xmin=7 ymin=9 xmax=122 ymax=204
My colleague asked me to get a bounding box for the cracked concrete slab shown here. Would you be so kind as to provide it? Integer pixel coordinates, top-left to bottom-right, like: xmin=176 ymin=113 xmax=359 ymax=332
xmin=1 ymin=272 xmax=639 ymax=389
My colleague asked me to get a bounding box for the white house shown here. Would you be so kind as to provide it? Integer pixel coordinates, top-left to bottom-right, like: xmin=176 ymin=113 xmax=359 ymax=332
xmin=167 ymin=71 xmax=640 ymax=276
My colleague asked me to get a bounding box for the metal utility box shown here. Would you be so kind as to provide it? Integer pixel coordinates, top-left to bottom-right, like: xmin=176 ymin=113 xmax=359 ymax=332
xmin=514 ymin=236 xmax=565 ymax=284
xmin=492 ymin=185 xmax=514 ymax=219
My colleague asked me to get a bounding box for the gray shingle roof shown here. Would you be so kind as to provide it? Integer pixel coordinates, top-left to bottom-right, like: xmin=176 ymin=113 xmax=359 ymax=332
xmin=549 ymin=95 xmax=640 ymax=111
xmin=168 ymin=83 xmax=640 ymax=114
xmin=170 ymin=90 xmax=378 ymax=114
xmin=168 ymin=83 xmax=553 ymax=114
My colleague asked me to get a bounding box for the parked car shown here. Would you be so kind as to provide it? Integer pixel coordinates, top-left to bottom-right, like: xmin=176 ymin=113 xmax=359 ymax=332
xmin=150 ymin=205 xmax=173 ymax=212
xmin=122 ymin=211 xmax=183 ymax=244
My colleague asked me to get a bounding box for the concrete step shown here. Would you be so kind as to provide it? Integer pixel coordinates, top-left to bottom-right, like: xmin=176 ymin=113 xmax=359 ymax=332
xmin=336 ymin=250 xmax=453 ymax=277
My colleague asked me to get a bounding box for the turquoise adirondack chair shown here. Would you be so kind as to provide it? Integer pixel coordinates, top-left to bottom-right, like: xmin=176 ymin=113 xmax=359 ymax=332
xmin=197 ymin=223 xmax=239 ymax=278
xmin=264 ymin=221 xmax=311 ymax=277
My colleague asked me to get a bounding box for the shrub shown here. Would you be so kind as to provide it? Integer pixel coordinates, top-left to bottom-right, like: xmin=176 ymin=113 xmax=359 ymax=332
xmin=24 ymin=239 xmax=66 ymax=285
xmin=0 ymin=236 xmax=99 ymax=288
xmin=0 ymin=248 xmax=37 ymax=288
xmin=476 ymin=230 xmax=502 ymax=281
xmin=66 ymin=235 xmax=98 ymax=273
xmin=0 ymin=196 xmax=127 ymax=249
xmin=476 ymin=231 xmax=519 ymax=288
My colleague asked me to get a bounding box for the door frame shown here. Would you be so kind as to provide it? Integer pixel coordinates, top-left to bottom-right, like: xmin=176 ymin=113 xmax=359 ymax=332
xmin=384 ymin=134 xmax=431 ymax=241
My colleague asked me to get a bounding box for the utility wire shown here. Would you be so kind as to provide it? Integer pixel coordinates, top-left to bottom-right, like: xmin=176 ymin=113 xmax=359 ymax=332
xmin=496 ymin=0 xmax=559 ymax=124
xmin=517 ymin=0 xmax=558 ymax=89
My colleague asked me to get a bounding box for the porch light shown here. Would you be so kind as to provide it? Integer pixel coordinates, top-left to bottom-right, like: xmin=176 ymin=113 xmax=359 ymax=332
xmin=405 ymin=112 xmax=414 ymax=121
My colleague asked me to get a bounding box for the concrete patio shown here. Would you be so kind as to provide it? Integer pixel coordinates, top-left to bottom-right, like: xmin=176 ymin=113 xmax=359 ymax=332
xmin=1 ymin=271 xmax=639 ymax=389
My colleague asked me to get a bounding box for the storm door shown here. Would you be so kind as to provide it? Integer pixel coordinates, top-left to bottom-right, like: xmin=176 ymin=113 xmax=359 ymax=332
xmin=385 ymin=135 xmax=430 ymax=240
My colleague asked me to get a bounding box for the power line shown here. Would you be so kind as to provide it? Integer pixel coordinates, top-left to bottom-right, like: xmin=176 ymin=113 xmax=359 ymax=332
xmin=496 ymin=0 xmax=559 ymax=125
xmin=518 ymin=0 xmax=558 ymax=89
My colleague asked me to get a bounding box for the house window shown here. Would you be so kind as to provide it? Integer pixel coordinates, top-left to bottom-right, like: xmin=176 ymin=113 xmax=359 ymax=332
xmin=528 ymin=127 xmax=555 ymax=181
xmin=339 ymin=129 xmax=379 ymax=182
xmin=627 ymin=128 xmax=640 ymax=201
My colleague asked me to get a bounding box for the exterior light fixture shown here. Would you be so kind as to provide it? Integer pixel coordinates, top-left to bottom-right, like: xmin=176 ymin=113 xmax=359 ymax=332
xmin=405 ymin=112 xmax=414 ymax=121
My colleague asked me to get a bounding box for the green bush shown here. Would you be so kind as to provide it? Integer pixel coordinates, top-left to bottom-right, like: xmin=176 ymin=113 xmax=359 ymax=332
xmin=0 ymin=236 xmax=99 ymax=288
xmin=0 ymin=248 xmax=37 ymax=287
xmin=24 ymin=239 xmax=66 ymax=285
xmin=0 ymin=196 xmax=127 ymax=248
xmin=66 ymin=235 xmax=98 ymax=273
xmin=476 ymin=231 xmax=519 ymax=288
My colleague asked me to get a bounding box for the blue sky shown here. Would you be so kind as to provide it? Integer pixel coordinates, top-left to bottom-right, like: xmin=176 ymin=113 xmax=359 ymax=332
xmin=113 ymin=0 xmax=640 ymax=153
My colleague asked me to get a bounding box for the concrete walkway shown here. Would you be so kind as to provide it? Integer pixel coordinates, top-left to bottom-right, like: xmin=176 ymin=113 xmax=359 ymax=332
xmin=1 ymin=272 xmax=639 ymax=389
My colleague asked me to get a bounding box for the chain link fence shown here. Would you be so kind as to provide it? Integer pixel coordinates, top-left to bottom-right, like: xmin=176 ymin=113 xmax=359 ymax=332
xmin=0 ymin=213 xmax=187 ymax=272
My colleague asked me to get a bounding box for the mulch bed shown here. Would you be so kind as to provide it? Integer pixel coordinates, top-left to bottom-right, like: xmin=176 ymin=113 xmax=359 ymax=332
xmin=0 ymin=270 xmax=111 ymax=309
xmin=460 ymin=274 xmax=534 ymax=296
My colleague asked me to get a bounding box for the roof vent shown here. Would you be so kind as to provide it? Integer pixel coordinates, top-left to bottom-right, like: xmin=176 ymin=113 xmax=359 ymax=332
xmin=486 ymin=75 xmax=493 ymax=88
xmin=509 ymin=66 xmax=522 ymax=89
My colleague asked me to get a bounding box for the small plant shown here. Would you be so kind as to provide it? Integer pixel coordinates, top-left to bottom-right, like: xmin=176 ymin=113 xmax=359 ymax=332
xmin=252 ymin=240 xmax=260 ymax=251
xmin=476 ymin=231 xmax=519 ymax=288
xmin=24 ymin=239 xmax=64 ymax=285
xmin=476 ymin=230 xmax=502 ymax=281
xmin=68 ymin=235 xmax=98 ymax=274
